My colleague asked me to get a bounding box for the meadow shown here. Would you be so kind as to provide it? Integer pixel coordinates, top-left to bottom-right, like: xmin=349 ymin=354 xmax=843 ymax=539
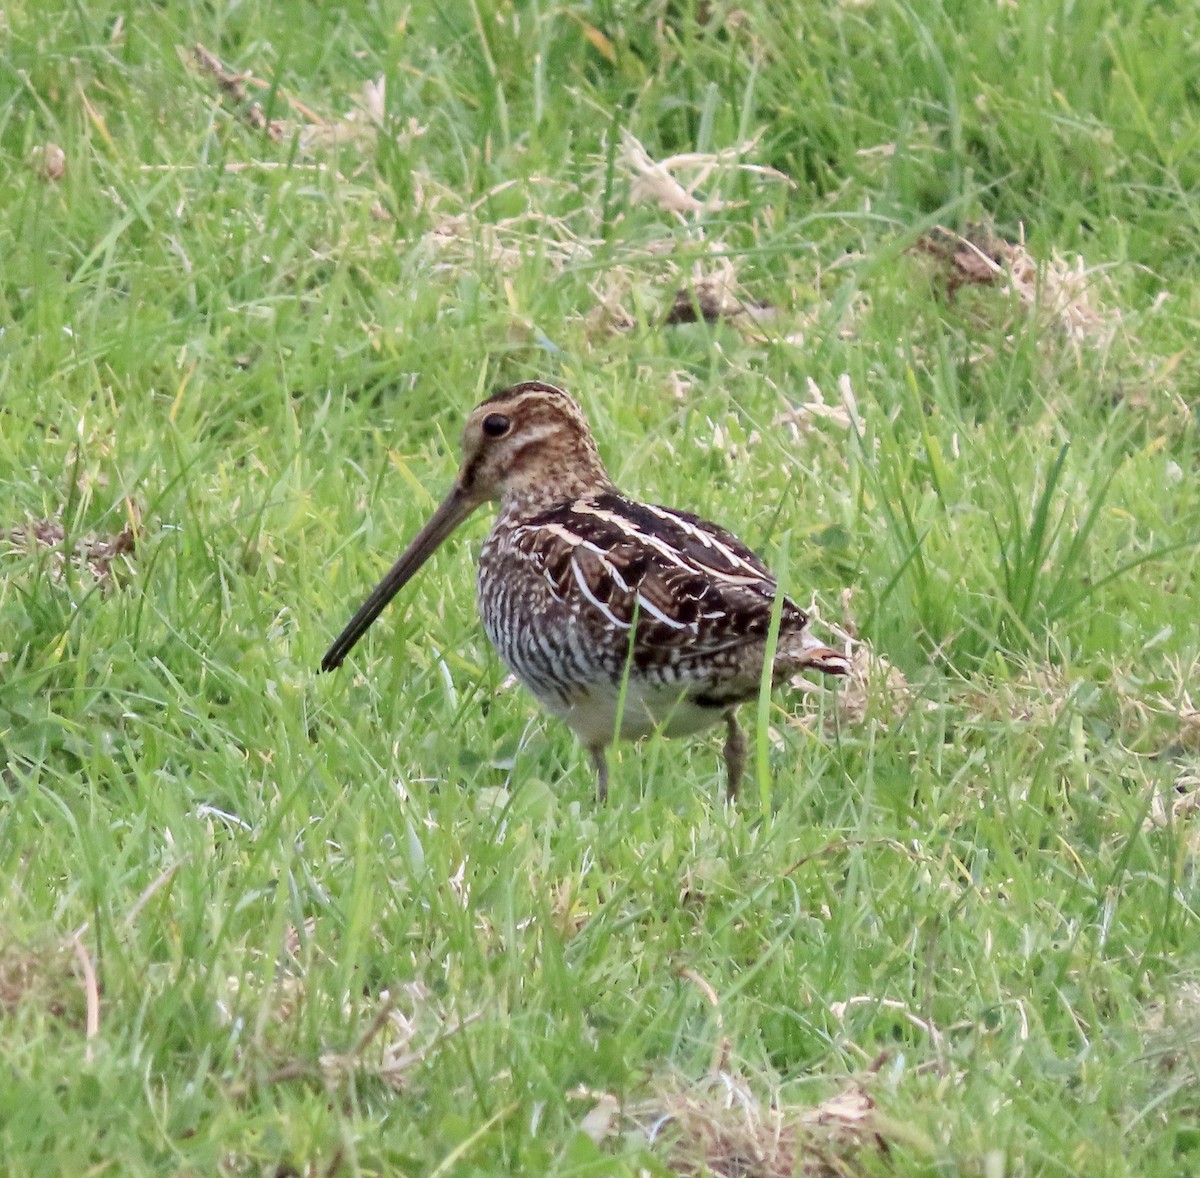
xmin=1 ymin=1 xmax=1198 ymax=1174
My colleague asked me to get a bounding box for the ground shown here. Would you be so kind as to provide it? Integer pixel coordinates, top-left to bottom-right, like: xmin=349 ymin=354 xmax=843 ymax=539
xmin=1 ymin=2 xmax=1199 ymax=1175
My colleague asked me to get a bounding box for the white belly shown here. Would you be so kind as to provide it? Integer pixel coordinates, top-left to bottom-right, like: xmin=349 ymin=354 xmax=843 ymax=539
xmin=532 ymin=677 xmax=730 ymax=748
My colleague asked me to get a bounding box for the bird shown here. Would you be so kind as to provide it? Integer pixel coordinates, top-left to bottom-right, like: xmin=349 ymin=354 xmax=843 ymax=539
xmin=321 ymin=381 xmax=849 ymax=800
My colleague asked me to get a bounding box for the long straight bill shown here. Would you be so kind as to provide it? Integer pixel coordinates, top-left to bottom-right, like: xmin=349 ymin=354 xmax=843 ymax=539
xmin=321 ymin=486 xmax=479 ymax=671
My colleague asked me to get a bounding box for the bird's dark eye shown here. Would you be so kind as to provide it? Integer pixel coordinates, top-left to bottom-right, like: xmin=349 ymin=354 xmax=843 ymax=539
xmin=482 ymin=413 xmax=511 ymax=438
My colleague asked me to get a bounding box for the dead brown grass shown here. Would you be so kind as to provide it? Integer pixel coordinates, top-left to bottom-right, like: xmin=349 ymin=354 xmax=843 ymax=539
xmin=952 ymin=660 xmax=1076 ymax=732
xmin=0 ymin=940 xmax=87 ymax=1024
xmin=218 ymin=936 xmax=477 ymax=1099
xmin=1141 ymin=980 xmax=1200 ymax=1079
xmin=578 ymin=1069 xmax=901 ymax=1177
xmin=772 ymin=374 xmax=866 ymax=438
xmin=31 ymin=142 xmax=66 ymax=181
xmin=914 ymin=223 xmax=1118 ymax=353
xmin=192 ymin=44 xmax=287 ymax=141
xmin=621 ymin=130 xmax=793 ymax=220
xmin=1119 ymin=657 xmax=1200 ymax=753
xmin=190 ymin=42 xmax=391 ymax=164
xmin=662 ymin=256 xmax=779 ymax=330
xmin=785 ymin=589 xmax=915 ymax=732
xmin=2 ymin=517 xmax=137 ymax=585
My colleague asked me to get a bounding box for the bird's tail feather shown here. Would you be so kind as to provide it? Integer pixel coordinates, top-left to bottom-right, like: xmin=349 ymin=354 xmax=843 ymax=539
xmin=777 ymin=631 xmax=852 ymax=678
xmin=794 ymin=645 xmax=852 ymax=676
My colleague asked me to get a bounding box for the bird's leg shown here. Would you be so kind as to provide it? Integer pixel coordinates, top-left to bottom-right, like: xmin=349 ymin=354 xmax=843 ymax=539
xmin=589 ymin=744 xmax=609 ymax=803
xmin=723 ymin=710 xmax=747 ymax=800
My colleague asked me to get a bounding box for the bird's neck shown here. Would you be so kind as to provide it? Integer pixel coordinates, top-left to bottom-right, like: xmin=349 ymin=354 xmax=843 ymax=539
xmin=496 ymin=439 xmax=615 ymax=516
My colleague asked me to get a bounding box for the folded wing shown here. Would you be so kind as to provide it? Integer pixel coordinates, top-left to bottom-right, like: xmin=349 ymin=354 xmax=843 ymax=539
xmin=510 ymin=492 xmax=811 ymax=664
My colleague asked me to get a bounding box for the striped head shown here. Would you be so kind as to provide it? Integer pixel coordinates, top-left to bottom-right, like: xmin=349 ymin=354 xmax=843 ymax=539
xmin=321 ymin=381 xmax=613 ymax=670
xmin=457 ymin=381 xmax=612 ymax=512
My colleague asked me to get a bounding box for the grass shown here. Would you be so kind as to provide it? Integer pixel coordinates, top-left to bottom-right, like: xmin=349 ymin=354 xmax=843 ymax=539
xmin=2 ymin=0 xmax=1199 ymax=1174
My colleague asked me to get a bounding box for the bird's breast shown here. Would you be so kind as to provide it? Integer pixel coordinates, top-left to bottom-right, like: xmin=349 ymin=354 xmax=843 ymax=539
xmin=476 ymin=531 xmax=621 ymax=702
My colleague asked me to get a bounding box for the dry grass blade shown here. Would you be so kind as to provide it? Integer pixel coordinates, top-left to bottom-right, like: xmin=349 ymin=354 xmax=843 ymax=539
xmin=679 ymin=967 xmax=731 ymax=1073
xmin=914 ymin=223 xmax=1117 ymax=348
xmin=321 ymin=993 xmax=480 ymax=1091
xmin=623 ymin=1071 xmax=890 ymax=1178
xmin=0 ymin=940 xmax=85 ymax=1022
xmin=785 ymin=838 xmax=930 ymax=878
xmin=833 ymin=642 xmax=914 ymax=727
xmin=422 ymin=185 xmax=601 ymax=277
xmin=664 ymin=258 xmax=776 ymax=328
xmin=1139 ymin=980 xmax=1200 ymax=1079
xmin=298 ymin=75 xmax=387 ymax=152
xmin=578 ymin=1092 xmax=621 ymax=1144
xmin=31 ymin=143 xmax=66 ymax=181
xmin=1145 ymin=773 xmax=1200 ymax=844
xmin=583 ymin=273 xmax=639 ymax=335
xmin=773 ymin=375 xmax=866 ymax=436
xmin=219 ymin=968 xmax=479 ymax=1099
xmin=190 ymin=44 xmax=394 ymax=164
xmin=829 ymin=997 xmax=945 ymax=1052
xmin=71 ymin=934 xmax=100 ymax=1063
xmin=914 ymin=223 xmax=1011 ymax=297
xmin=621 ymin=130 xmax=791 ymax=219
xmin=192 ymin=44 xmax=285 ymax=140
xmin=2 ymin=518 xmax=137 ymax=585
xmin=784 ymin=590 xmax=916 ymax=729
xmin=122 ymin=863 xmax=182 ymax=930
xmin=585 ymin=252 xmax=773 ymax=339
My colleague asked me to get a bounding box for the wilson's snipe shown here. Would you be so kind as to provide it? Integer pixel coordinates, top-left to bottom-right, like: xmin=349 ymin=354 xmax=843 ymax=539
xmin=322 ymin=381 xmax=848 ymax=799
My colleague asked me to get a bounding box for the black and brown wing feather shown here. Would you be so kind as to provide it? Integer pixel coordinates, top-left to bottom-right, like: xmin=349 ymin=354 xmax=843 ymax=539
xmin=483 ymin=492 xmax=846 ymax=692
